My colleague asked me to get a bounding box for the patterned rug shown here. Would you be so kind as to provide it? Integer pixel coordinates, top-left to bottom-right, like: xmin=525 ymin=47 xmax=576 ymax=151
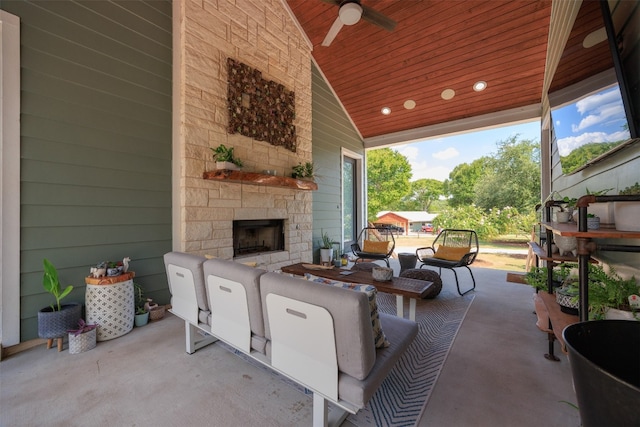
xmin=223 ymin=288 xmax=474 ymax=426
xmin=348 ymin=289 xmax=474 ymax=426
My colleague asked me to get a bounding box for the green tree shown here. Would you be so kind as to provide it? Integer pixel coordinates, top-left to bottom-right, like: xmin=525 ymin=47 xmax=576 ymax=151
xmin=474 ymin=136 xmax=540 ymax=213
xmin=367 ymin=148 xmax=412 ymax=220
xmin=400 ymin=179 xmax=444 ymax=211
xmin=444 ymin=157 xmax=490 ymax=207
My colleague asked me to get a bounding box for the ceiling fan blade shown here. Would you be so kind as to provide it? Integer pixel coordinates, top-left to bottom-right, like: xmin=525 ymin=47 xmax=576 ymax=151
xmin=321 ymin=17 xmax=344 ymax=46
xmin=361 ymin=5 xmax=396 ymax=31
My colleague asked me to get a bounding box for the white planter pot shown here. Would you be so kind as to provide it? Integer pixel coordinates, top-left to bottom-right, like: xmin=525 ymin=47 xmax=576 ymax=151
xmin=216 ymin=161 xmax=239 ymax=170
xmin=556 ymin=211 xmax=571 ymax=223
xmin=319 ymin=248 xmax=333 ymax=265
xmin=554 ymin=235 xmax=577 ymax=257
xmin=605 ymin=307 xmax=639 ymax=321
xmin=613 ymin=202 xmax=640 ymax=231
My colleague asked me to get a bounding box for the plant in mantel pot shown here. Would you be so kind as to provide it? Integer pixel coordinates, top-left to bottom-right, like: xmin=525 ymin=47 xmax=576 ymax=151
xmin=211 ymin=144 xmax=243 ymax=170
xmin=38 ymin=259 xmax=82 ymax=351
xmin=319 ymin=230 xmax=334 ymax=265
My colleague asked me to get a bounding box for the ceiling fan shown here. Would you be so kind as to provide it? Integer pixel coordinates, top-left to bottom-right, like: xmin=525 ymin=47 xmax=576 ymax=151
xmin=320 ymin=0 xmax=397 ymax=47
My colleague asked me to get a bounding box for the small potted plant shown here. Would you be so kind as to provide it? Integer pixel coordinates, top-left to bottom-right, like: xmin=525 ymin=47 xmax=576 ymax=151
xmin=38 ymin=259 xmax=82 ymax=351
xmin=211 ymin=144 xmax=243 ymax=170
xmin=67 ymin=319 xmax=98 ymax=354
xmin=615 ymin=182 xmax=640 ymax=231
xmin=556 ymin=196 xmax=577 ymax=222
xmin=292 ymin=162 xmax=314 ymax=180
xmin=134 ymin=282 xmax=149 ymax=327
xmin=585 ymin=213 xmax=600 ymax=229
xmin=585 ymin=263 xmax=639 ymax=320
xmin=319 ymin=230 xmax=334 ymax=265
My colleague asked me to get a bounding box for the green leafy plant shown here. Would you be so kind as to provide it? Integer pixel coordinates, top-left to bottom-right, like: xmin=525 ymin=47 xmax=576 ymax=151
xmin=620 ymin=182 xmax=640 ymax=195
xmin=42 ymin=259 xmax=74 ymax=311
xmin=525 ymin=263 xmax=575 ymax=291
xmin=291 ymin=162 xmax=314 ymax=179
xmin=210 ymin=144 xmax=243 ymax=167
xmin=319 ymin=230 xmax=333 ymax=249
xmin=586 ymin=263 xmax=639 ymax=320
xmin=134 ymin=282 xmax=148 ymax=315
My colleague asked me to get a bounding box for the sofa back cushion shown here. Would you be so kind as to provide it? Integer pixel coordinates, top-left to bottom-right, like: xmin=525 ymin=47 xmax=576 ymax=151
xmin=260 ymin=272 xmax=376 ymax=380
xmin=163 ymin=252 xmax=208 ymax=323
xmin=203 ymin=259 xmax=267 ymax=349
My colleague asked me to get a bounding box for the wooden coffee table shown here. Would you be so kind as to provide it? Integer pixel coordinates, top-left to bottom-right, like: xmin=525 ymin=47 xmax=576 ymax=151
xmin=281 ymin=263 xmax=434 ymax=321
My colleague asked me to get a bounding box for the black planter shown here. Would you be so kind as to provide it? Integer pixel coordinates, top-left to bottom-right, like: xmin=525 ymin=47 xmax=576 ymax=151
xmin=563 ymin=320 xmax=640 ymax=427
xmin=37 ymin=303 xmax=82 ymax=339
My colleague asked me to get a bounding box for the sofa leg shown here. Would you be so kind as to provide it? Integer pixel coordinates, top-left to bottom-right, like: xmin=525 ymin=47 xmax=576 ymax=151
xmin=185 ymin=321 xmax=217 ymax=354
xmin=312 ymin=394 xmax=349 ymax=427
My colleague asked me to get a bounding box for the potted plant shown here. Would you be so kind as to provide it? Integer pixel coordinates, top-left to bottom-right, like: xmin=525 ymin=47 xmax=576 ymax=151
xmin=292 ymin=162 xmax=314 ymax=180
xmin=211 ymin=144 xmax=243 ymax=170
xmin=525 ymin=263 xmax=574 ymax=291
xmin=134 ymin=282 xmax=149 ymax=327
xmin=584 ymin=263 xmax=639 ymax=320
xmin=319 ymin=230 xmax=334 ymax=265
xmin=38 ymin=259 xmax=82 ymax=351
xmin=583 ymin=187 xmax=615 ymax=224
xmin=67 ymin=319 xmax=98 ymax=354
xmin=586 ymin=213 xmax=600 ymax=230
xmin=556 ymin=196 xmax=577 ymax=222
xmin=614 ymin=182 xmax=640 ymax=231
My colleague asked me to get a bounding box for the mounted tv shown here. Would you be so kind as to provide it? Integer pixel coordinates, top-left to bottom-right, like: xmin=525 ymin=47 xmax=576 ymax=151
xmin=549 ymin=0 xmax=638 ymax=175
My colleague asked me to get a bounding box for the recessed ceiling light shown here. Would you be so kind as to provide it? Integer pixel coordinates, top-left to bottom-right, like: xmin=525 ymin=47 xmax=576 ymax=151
xmin=404 ymin=99 xmax=416 ymax=109
xmin=473 ymin=81 xmax=487 ymax=92
xmin=583 ymin=27 xmax=607 ymax=48
xmin=381 ymin=107 xmax=391 ymax=115
xmin=441 ymin=89 xmax=455 ymax=100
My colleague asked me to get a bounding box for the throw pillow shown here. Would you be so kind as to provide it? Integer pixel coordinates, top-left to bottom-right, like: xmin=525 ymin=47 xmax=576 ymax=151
xmin=304 ymin=273 xmax=390 ymax=348
xmin=362 ymin=240 xmax=390 ymax=254
xmin=433 ymin=245 xmax=470 ymax=261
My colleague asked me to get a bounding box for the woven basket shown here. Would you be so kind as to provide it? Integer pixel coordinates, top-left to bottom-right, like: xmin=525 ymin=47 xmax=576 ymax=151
xmin=38 ymin=303 xmax=82 ymax=339
xmin=149 ymin=305 xmax=165 ymax=321
xmin=372 ymin=267 xmax=393 ymax=281
xmin=68 ymin=329 xmax=97 ymax=354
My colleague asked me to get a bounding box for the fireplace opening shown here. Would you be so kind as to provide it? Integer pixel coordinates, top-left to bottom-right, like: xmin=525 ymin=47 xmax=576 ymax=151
xmin=233 ymin=219 xmax=285 ymax=257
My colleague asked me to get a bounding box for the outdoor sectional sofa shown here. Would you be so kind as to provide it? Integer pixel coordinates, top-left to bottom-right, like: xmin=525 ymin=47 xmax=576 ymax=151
xmin=163 ymin=252 xmax=418 ymax=427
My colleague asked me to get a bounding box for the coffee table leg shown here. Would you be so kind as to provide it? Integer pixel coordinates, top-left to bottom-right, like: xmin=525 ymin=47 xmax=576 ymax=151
xmin=396 ymin=295 xmax=404 ymax=318
xmin=409 ymin=298 xmax=416 ymax=322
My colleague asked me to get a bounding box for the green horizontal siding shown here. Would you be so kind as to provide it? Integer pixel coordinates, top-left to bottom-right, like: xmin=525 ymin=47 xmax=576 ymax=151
xmin=311 ymin=63 xmax=364 ymax=259
xmin=1 ymin=0 xmax=172 ymax=341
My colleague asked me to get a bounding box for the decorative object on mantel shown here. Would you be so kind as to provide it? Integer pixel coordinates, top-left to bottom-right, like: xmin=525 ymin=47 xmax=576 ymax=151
xmin=291 ymin=162 xmax=314 ymax=180
xmin=211 ymin=144 xmax=243 ymax=170
xmin=227 ymin=58 xmax=296 ymax=152
xmin=202 ymin=170 xmax=318 ymax=191
xmin=319 ymin=230 xmax=334 ymax=265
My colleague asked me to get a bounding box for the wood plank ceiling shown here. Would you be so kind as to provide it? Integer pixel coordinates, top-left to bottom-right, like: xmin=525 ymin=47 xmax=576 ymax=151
xmin=286 ymin=0 xmax=612 ymax=144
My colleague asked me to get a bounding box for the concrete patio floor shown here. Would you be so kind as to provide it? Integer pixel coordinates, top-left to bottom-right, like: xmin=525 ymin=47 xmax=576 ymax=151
xmin=0 ymin=263 xmax=581 ymax=426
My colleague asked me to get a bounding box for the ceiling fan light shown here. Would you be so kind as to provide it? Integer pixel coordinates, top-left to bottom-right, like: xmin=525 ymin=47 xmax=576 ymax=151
xmin=339 ymin=3 xmax=363 ymax=25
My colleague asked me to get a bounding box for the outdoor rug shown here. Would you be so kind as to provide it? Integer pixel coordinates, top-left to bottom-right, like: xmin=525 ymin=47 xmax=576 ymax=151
xmin=223 ymin=287 xmax=474 ymax=427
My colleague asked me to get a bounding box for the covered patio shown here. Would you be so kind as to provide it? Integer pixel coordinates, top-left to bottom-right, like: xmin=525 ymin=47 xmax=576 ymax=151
xmin=0 ymin=263 xmax=580 ymax=426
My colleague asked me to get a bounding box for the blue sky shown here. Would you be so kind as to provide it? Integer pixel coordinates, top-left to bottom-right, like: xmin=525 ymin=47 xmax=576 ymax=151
xmin=552 ymin=85 xmax=630 ymax=156
xmin=394 ymin=121 xmax=541 ymax=182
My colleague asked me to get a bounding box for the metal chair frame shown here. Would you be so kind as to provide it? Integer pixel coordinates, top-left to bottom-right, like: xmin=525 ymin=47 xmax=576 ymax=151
xmin=350 ymin=226 xmax=396 ymax=267
xmin=415 ymin=229 xmax=478 ymax=295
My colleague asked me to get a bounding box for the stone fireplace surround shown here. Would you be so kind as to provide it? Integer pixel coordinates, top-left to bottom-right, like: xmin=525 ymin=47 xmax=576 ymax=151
xmin=174 ymin=0 xmax=315 ymax=270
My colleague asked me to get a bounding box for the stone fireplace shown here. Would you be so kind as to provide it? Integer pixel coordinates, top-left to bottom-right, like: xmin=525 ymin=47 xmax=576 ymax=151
xmin=233 ymin=219 xmax=284 ymax=258
xmin=174 ymin=0 xmax=314 ymax=270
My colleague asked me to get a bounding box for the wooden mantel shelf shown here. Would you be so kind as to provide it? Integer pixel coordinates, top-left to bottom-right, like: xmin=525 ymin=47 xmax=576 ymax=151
xmin=203 ymin=170 xmax=318 ymax=191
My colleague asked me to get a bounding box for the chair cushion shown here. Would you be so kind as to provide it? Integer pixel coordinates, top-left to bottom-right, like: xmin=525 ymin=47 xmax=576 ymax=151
xmin=304 ymin=273 xmax=390 ymax=348
xmin=433 ymin=245 xmax=470 ymax=261
xmin=362 ymin=240 xmax=389 ymax=254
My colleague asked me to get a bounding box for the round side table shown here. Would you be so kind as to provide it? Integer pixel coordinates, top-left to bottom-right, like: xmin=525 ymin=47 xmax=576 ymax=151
xmin=85 ymin=272 xmax=135 ymax=341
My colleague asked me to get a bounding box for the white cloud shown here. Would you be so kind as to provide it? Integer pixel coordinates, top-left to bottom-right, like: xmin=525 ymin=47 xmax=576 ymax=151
xmin=555 ymin=119 xmax=561 ymax=127
xmin=575 ymin=89 xmax=620 ymax=114
xmin=433 ymin=147 xmax=459 ymax=160
xmin=557 ymin=130 xmax=630 ymax=156
xmin=571 ymin=102 xmax=625 ymax=132
xmin=410 ymin=163 xmax=451 ymax=182
xmin=397 ymin=145 xmax=419 ymax=161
